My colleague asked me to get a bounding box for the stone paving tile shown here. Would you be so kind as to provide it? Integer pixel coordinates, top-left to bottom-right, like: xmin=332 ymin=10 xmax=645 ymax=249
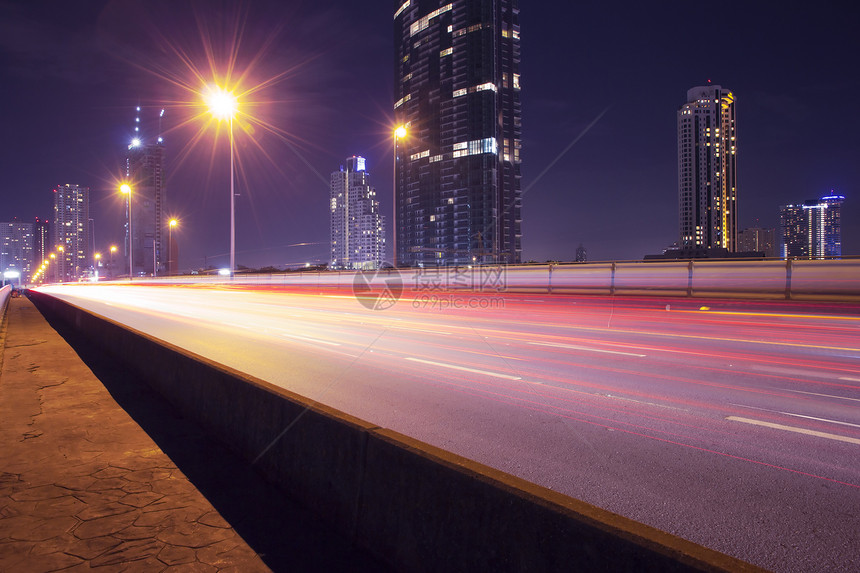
xmin=0 ymin=299 xmax=269 ymax=572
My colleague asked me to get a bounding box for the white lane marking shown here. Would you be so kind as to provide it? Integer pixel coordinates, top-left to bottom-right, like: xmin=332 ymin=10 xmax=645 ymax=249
xmin=279 ymin=333 xmax=341 ymax=346
xmin=727 ymin=416 xmax=860 ymax=445
xmin=600 ymin=394 xmax=689 ymax=412
xmin=528 ymin=341 xmax=646 ymax=358
xmin=779 ymin=389 xmax=860 ymax=403
xmin=839 ymin=377 xmax=860 ymax=383
xmin=404 ymin=357 xmax=522 ymax=380
xmin=731 ymin=404 xmax=860 ymax=429
xmin=751 ymin=364 xmax=842 ymax=379
xmin=389 ymin=326 xmax=452 ymax=335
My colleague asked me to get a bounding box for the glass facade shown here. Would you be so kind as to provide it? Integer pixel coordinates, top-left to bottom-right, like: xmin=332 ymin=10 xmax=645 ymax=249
xmin=394 ymin=0 xmax=521 ymax=267
xmin=330 ymin=156 xmax=386 ymax=270
xmin=52 ymin=184 xmax=90 ymax=282
xmin=780 ymin=194 xmax=844 ymax=259
xmin=126 ymin=140 xmax=165 ymax=277
xmin=678 ymin=85 xmax=737 ymax=251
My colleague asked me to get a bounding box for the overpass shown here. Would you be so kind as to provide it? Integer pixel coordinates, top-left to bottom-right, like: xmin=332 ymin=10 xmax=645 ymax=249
xmin=26 ymin=262 xmax=860 ymax=571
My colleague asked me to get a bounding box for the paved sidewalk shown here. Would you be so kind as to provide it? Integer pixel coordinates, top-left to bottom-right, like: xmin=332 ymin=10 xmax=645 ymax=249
xmin=0 ymin=297 xmax=269 ymax=571
xmin=0 ymin=297 xmax=388 ymax=572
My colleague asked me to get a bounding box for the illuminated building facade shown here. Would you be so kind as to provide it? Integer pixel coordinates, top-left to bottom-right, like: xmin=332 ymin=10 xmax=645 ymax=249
xmin=737 ymin=227 xmax=775 ymax=257
xmin=678 ymin=85 xmax=737 ymax=251
xmin=52 ymin=184 xmax=90 ymax=281
xmin=779 ymin=193 xmax=844 ymax=259
xmin=330 ymin=156 xmax=386 ymax=270
xmin=33 ymin=216 xmax=49 ymax=271
xmin=394 ymin=0 xmax=522 ymax=266
xmin=0 ymin=219 xmax=34 ymax=283
xmin=125 ymin=106 xmax=166 ymax=276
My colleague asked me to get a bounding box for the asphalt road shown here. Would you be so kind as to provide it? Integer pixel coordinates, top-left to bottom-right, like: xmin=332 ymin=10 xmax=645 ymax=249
xmin=36 ymin=283 xmax=860 ymax=572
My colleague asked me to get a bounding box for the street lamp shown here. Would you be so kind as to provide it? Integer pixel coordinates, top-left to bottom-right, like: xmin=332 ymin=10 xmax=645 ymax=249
xmin=120 ymin=183 xmax=132 ymax=280
xmin=168 ymin=219 xmax=178 ymax=276
xmin=393 ymin=125 xmax=407 ymax=268
xmin=205 ymin=85 xmax=238 ymax=278
xmin=109 ymin=245 xmax=118 ymax=280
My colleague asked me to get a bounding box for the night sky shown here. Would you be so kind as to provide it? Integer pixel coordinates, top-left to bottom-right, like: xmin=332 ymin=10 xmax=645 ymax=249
xmin=1 ymin=0 xmax=858 ymax=270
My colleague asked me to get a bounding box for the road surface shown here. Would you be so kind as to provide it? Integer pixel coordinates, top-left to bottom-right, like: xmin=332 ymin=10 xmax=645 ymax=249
xmin=36 ymin=283 xmax=860 ymax=572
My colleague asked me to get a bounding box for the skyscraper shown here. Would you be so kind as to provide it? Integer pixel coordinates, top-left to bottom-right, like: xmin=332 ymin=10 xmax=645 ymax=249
xmin=779 ymin=193 xmax=844 ymax=259
xmin=125 ymin=107 xmax=166 ymax=276
xmin=678 ymin=84 xmax=737 ymax=251
xmin=394 ymin=0 xmax=521 ymax=267
xmin=52 ymin=184 xmax=90 ymax=281
xmin=330 ymin=156 xmax=386 ymax=270
xmin=0 ymin=219 xmax=34 ymax=283
xmin=33 ymin=216 xmax=50 ymax=271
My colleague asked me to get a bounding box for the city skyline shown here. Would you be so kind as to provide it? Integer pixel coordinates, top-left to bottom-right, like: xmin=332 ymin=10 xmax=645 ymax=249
xmin=0 ymin=1 xmax=857 ymax=271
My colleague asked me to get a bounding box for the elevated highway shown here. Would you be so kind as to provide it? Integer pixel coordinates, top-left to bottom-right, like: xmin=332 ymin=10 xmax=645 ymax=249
xmin=32 ymin=280 xmax=860 ymax=572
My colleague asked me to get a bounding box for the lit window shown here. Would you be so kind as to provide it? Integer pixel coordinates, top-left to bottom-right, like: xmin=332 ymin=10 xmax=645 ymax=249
xmin=410 ymin=4 xmax=453 ymax=36
xmin=394 ymin=93 xmax=412 ymax=109
xmin=394 ymin=0 xmax=410 ymax=19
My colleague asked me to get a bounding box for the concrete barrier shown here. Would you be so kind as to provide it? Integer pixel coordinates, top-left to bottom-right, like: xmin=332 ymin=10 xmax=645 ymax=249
xmin=0 ymin=284 xmax=11 ymax=320
xmin=28 ymin=290 xmax=765 ymax=573
xmin=106 ymin=258 xmax=860 ymax=302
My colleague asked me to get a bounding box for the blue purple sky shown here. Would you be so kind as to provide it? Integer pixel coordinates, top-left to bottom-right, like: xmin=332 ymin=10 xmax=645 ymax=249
xmin=1 ymin=0 xmax=857 ymax=269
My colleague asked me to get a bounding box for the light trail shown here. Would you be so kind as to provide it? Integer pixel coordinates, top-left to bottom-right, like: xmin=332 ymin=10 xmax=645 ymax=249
xmin=34 ymin=283 xmax=860 ymax=571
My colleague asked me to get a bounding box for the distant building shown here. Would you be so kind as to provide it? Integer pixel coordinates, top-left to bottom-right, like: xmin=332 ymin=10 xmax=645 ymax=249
xmin=330 ymin=156 xmax=386 ymax=270
xmin=394 ymin=0 xmax=522 ymax=266
xmin=737 ymin=227 xmax=775 ymax=258
xmin=678 ymin=84 xmax=737 ymax=251
xmin=52 ymin=184 xmax=90 ymax=281
xmin=125 ymin=106 xmax=166 ymax=276
xmin=33 ymin=217 xmax=49 ymax=270
xmin=0 ymin=219 xmax=34 ymax=283
xmin=779 ymin=193 xmax=844 ymax=259
xmin=575 ymin=244 xmax=587 ymax=262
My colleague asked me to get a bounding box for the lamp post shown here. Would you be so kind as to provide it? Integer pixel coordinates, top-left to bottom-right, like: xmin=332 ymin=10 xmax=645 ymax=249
xmin=57 ymin=246 xmax=64 ymax=282
xmin=205 ymin=86 xmax=238 ymax=278
xmin=120 ymin=183 xmax=132 ymax=280
xmin=168 ymin=219 xmax=178 ymax=276
xmin=109 ymin=245 xmax=117 ymax=279
xmin=393 ymin=125 xmax=407 ymax=268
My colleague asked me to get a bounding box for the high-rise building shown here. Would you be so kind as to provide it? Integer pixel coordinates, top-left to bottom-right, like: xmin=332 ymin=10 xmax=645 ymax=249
xmin=737 ymin=227 xmax=775 ymax=257
xmin=52 ymin=184 xmax=90 ymax=281
xmin=779 ymin=193 xmax=844 ymax=259
xmin=33 ymin=217 xmax=50 ymax=271
xmin=125 ymin=107 xmax=166 ymax=276
xmin=330 ymin=156 xmax=386 ymax=270
xmin=394 ymin=0 xmax=522 ymax=267
xmin=678 ymin=84 xmax=737 ymax=251
xmin=0 ymin=219 xmax=34 ymax=283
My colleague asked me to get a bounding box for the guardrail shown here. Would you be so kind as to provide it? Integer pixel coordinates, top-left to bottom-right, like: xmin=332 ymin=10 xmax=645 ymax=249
xmin=0 ymin=284 xmax=12 ymax=320
xmin=97 ymin=259 xmax=860 ymax=302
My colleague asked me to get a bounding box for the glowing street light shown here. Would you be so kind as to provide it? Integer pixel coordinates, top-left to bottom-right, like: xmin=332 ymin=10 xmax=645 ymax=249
xmin=120 ymin=183 xmax=133 ymax=279
xmin=109 ymin=245 xmax=118 ymax=280
xmin=205 ymin=85 xmax=238 ymax=278
xmin=168 ymin=218 xmax=179 ymax=276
